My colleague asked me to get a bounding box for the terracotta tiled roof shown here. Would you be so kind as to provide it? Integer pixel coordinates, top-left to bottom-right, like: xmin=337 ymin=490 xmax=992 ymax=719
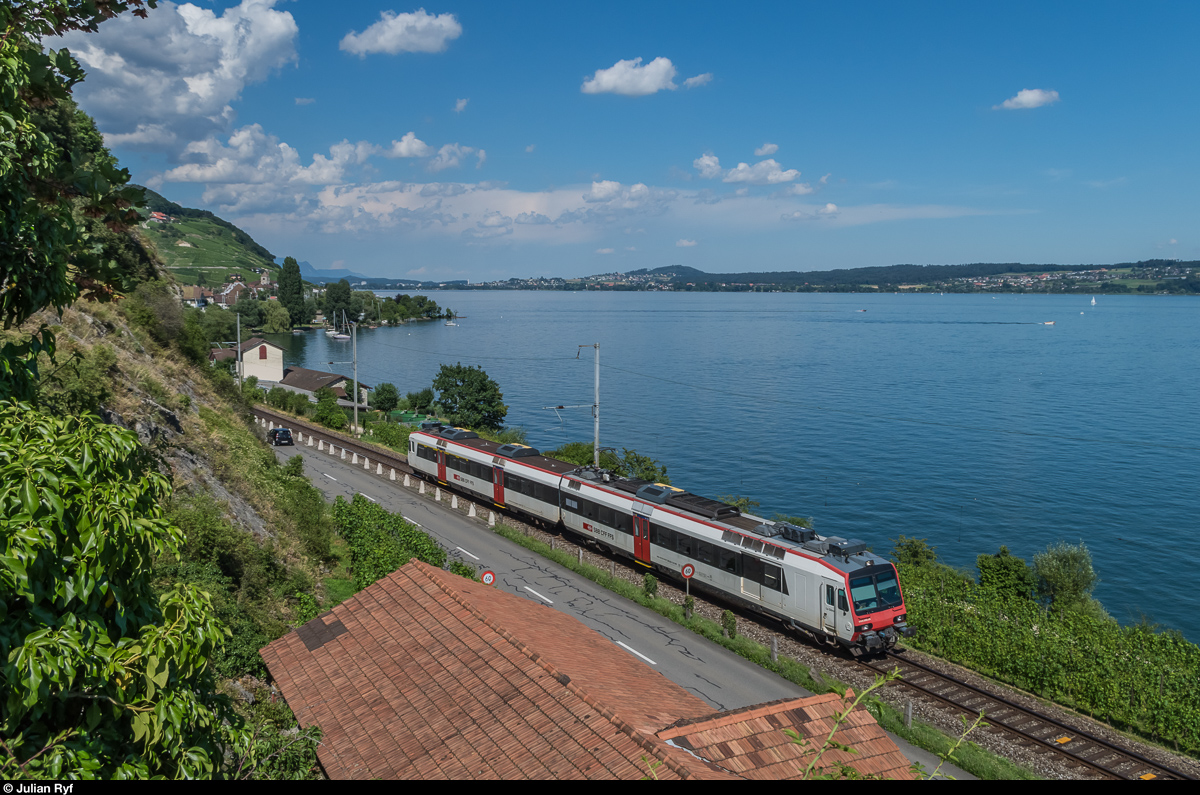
xmin=260 ymin=561 xmax=913 ymax=780
xmin=656 ymin=692 xmax=916 ymax=780
xmin=260 ymin=561 xmax=726 ymax=780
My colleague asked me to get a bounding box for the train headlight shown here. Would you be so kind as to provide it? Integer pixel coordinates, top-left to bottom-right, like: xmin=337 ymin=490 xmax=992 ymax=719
xmin=855 ymin=623 xmax=872 ymax=632
xmin=894 ymin=614 xmax=907 ymax=624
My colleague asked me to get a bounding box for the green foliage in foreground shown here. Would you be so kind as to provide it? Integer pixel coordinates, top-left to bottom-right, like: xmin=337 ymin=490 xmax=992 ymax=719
xmin=332 ymin=494 xmax=446 ymax=591
xmin=490 ymin=523 xmax=1038 ymax=780
xmin=0 ymin=404 xmax=239 ymax=778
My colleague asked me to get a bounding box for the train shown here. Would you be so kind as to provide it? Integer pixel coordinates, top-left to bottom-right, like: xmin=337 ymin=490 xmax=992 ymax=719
xmin=408 ymin=423 xmax=913 ymax=655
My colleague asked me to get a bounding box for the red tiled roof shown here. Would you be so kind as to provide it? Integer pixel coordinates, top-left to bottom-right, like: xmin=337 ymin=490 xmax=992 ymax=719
xmin=260 ymin=561 xmax=913 ymax=780
xmin=656 ymin=692 xmax=916 ymax=780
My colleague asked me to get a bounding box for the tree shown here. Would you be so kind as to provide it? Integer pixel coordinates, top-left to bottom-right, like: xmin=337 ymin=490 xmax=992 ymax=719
xmin=324 ymin=279 xmax=353 ymax=328
xmin=977 ymin=546 xmax=1036 ymax=600
xmin=405 ymin=387 xmax=434 ymax=414
xmin=1033 ymin=541 xmax=1099 ymax=611
xmin=891 ymin=536 xmax=938 ymax=568
xmin=277 ymin=257 xmax=304 ymax=326
xmin=263 ymin=300 xmax=292 ymax=333
xmin=373 ymin=382 xmax=400 ymax=414
xmin=431 ymin=363 xmax=508 ymax=432
xmin=0 ymin=404 xmax=243 ymax=778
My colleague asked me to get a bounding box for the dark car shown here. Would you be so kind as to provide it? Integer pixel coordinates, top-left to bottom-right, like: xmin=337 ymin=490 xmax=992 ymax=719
xmin=267 ymin=427 xmax=294 ymax=446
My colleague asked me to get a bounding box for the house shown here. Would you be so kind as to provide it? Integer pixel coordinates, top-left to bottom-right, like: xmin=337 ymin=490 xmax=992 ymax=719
xmin=231 ymin=337 xmax=283 ymax=383
xmin=179 ymin=285 xmax=212 ymax=308
xmin=279 ymin=366 xmax=369 ymax=404
xmin=259 ymin=560 xmax=915 ymax=780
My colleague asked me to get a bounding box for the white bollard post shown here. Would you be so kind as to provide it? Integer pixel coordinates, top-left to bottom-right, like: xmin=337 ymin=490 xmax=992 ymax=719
xmin=377 ymin=463 xmax=383 ymax=475
xmin=268 ymin=421 xmax=274 ymax=430
xmin=404 ymin=474 xmax=410 ymax=487
xmin=363 ymin=457 xmax=370 ymax=471
xmin=451 ymin=495 xmax=458 ymax=509
xmin=389 ymin=468 xmax=396 ymax=481
xmin=318 ymin=439 xmax=324 ymax=451
xmin=351 ymin=452 xmax=358 ymax=464
xmin=488 ymin=511 xmax=496 ymax=528
xmin=341 ymin=448 xmax=346 ymax=460
xmin=468 ymin=504 xmax=476 ymax=518
xmin=308 ymin=436 xmax=314 ymax=447
xmin=435 ymin=487 xmax=441 ymax=501
xmin=295 ymin=431 xmax=302 ymax=443
xmin=327 ymin=444 xmax=334 ymax=455
xmin=419 ymin=481 xmax=425 ymax=495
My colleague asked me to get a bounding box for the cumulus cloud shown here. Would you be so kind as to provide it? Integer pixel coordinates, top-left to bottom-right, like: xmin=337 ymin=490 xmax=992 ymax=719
xmin=683 ymin=72 xmax=712 ymax=88
xmin=379 ymin=132 xmax=433 ymax=158
xmin=581 ymin=57 xmax=678 ymax=96
xmin=994 ymin=88 xmax=1060 ymax=110
xmin=525 ymin=144 xmax=536 ymax=153
xmin=693 ymin=152 xmax=722 ymax=179
xmin=339 ymin=9 xmax=462 ymax=56
xmin=57 ymin=0 xmax=299 ymax=150
xmin=463 ymin=211 xmax=513 ymax=239
xmin=295 ymin=97 xmax=315 ymax=105
xmin=454 ymin=98 xmax=468 ymax=113
xmin=428 ymin=143 xmax=485 ymax=172
xmin=676 ymin=239 xmax=697 ymax=247
xmin=723 ymin=158 xmax=800 ymax=185
xmin=754 ymin=142 xmax=778 ymax=156
xmin=515 ymin=211 xmax=553 ymax=225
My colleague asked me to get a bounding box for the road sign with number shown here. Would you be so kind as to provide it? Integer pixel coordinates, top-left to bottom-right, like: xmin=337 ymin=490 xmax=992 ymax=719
xmin=481 ymin=570 xmax=495 ymax=586
xmin=681 ymin=563 xmax=695 ymax=579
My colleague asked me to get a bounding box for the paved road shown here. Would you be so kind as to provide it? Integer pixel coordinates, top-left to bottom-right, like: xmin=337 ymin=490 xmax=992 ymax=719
xmin=270 ymin=438 xmax=973 ymax=778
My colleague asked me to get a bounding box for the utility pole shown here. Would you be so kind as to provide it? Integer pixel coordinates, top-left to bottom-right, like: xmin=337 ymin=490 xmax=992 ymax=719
xmin=236 ymin=312 xmax=242 ymax=387
xmin=352 ymin=316 xmax=359 ymax=435
xmin=542 ymin=342 xmax=600 ymax=466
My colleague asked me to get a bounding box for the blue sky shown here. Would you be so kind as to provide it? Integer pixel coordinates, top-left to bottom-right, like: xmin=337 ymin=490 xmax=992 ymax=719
xmin=58 ymin=1 xmax=1199 ymax=280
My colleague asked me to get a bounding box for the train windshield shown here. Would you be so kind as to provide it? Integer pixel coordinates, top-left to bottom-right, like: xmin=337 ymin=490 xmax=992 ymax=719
xmin=849 ymin=567 xmax=903 ymax=614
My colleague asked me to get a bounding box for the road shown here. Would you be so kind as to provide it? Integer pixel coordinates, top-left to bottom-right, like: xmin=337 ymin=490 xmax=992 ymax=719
xmin=269 ymin=438 xmax=972 ymax=778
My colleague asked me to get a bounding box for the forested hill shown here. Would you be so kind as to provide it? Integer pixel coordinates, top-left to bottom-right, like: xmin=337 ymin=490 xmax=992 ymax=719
xmin=136 ymin=186 xmax=279 ymax=284
xmin=666 ymin=262 xmax=1081 ymax=287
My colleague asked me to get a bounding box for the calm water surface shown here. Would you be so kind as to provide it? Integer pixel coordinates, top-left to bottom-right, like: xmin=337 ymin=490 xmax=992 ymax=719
xmin=266 ymin=292 xmax=1200 ymax=638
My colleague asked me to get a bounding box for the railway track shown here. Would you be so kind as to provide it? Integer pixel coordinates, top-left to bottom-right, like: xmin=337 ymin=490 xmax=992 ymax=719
xmin=249 ymin=405 xmax=1198 ymax=780
xmin=859 ymin=651 xmax=1196 ymax=780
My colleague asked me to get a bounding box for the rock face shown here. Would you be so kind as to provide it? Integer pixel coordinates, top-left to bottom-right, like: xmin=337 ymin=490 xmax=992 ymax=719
xmin=134 ymin=399 xmax=184 ymax=446
xmin=170 ymin=448 xmax=272 ymax=540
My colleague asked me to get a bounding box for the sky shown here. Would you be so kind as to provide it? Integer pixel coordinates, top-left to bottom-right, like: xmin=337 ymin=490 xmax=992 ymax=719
xmin=55 ymin=1 xmax=1200 ymax=281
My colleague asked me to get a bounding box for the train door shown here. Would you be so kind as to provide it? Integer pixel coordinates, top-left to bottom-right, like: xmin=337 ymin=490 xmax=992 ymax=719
xmin=437 ymin=450 xmax=447 ymax=483
xmin=820 ymin=578 xmax=839 ymax=636
xmin=493 ymin=464 xmax=505 ymax=506
xmin=632 ymin=514 xmax=652 ymax=565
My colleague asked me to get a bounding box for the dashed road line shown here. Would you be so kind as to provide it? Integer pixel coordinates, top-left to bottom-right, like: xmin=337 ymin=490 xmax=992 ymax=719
xmin=617 ymin=641 xmax=657 ymax=666
xmin=524 ymin=586 xmax=553 ymax=604
xmin=323 ymin=474 xmax=337 ymax=481
xmin=456 ymin=546 xmax=480 ymax=560
xmin=359 ymin=493 xmax=376 ymax=503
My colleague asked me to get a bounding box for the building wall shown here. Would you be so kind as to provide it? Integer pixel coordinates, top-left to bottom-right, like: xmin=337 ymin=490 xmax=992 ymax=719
xmin=240 ymin=343 xmax=284 ymax=383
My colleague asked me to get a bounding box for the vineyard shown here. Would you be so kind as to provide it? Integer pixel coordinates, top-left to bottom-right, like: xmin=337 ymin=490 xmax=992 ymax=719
xmin=899 ymin=563 xmax=1200 ymax=754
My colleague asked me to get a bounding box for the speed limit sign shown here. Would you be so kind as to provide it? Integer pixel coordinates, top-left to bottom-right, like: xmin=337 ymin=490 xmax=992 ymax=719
xmin=681 ymin=563 xmax=695 ymax=579
xmin=481 ymin=570 xmax=495 ymax=586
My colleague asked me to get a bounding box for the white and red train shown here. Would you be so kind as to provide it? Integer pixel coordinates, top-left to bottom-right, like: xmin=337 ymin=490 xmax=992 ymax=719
xmin=409 ymin=424 xmax=913 ymax=654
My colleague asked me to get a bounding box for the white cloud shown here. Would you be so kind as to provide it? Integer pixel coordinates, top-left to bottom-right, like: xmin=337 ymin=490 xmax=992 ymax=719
xmin=103 ymin=123 xmax=177 ymax=148
xmin=676 ymin=239 xmax=697 ymax=247
xmin=596 ymin=248 xmax=615 ymax=254
xmin=525 ymin=144 xmax=536 ymax=153
xmin=428 ymin=143 xmax=483 ymax=172
xmin=515 ymin=211 xmax=553 ymax=225
xmin=820 ymin=203 xmax=839 ymax=215
xmin=754 ymin=142 xmax=778 ymax=156
xmin=820 ymin=173 xmax=831 ymax=184
xmin=994 ymin=88 xmax=1060 ymax=110
xmin=57 ymin=0 xmax=299 ymax=150
xmin=475 ymin=149 xmax=487 ymax=169
xmin=463 ymin=211 xmax=513 ymax=239
xmin=786 ymin=183 xmax=814 ymax=196
xmin=683 ymin=72 xmax=712 ymax=89
xmin=693 ymin=152 xmax=722 ymax=179
xmin=295 ymin=97 xmax=315 ymax=106
xmin=581 ymin=57 xmax=678 ymax=96
xmin=339 ymin=9 xmax=462 ymax=57
xmin=723 ymin=158 xmax=800 ymax=185
xmin=380 ymin=132 xmax=433 ymax=158
xmin=454 ymin=98 xmax=468 ymax=113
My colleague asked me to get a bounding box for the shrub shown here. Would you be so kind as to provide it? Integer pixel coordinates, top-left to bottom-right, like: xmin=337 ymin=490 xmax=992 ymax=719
xmin=643 ymin=573 xmax=658 ymax=598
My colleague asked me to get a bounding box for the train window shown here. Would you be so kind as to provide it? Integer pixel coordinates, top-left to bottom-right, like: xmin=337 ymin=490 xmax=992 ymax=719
xmin=719 ymin=549 xmax=740 ymax=575
xmin=762 ymin=563 xmax=783 ymax=592
xmin=825 ymin=585 xmax=835 ymax=607
xmin=614 ymin=512 xmax=632 ymax=535
xmin=697 ymin=541 xmax=715 ymax=566
xmin=743 ymin=554 xmax=764 ymax=585
xmin=838 ymin=590 xmax=849 ymax=612
xmin=675 ymin=533 xmax=694 ymax=558
xmin=651 ymin=523 xmax=674 ymax=550
xmin=564 ymin=497 xmax=579 ymax=511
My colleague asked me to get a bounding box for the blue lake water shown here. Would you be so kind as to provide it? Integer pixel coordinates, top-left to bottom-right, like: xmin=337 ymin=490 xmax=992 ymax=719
xmin=265 ymin=291 xmax=1200 ymax=639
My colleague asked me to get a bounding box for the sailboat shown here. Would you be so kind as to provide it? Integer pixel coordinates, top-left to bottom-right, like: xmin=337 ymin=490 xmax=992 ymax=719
xmin=333 ymin=310 xmax=351 ymax=340
xmin=1091 ymin=296 xmax=1097 ymax=306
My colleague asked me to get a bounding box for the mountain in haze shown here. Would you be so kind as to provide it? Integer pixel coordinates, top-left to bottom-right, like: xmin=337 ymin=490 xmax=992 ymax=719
xmin=294 ymin=260 xmax=372 ymax=282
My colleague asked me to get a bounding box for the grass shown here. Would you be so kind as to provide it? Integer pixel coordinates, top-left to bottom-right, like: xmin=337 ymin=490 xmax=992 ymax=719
xmin=139 ymin=217 xmax=275 ymax=284
xmin=491 ymin=522 xmax=1040 ymax=780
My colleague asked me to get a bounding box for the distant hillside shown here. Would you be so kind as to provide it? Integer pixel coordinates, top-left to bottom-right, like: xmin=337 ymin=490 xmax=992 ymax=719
xmin=297 ymin=260 xmax=370 ymax=282
xmin=135 ymin=187 xmax=279 ymax=285
xmin=665 ymin=262 xmax=1081 ymax=288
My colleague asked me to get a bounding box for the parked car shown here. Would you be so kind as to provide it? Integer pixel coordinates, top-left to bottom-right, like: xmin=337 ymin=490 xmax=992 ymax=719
xmin=267 ymin=427 xmax=294 ymax=446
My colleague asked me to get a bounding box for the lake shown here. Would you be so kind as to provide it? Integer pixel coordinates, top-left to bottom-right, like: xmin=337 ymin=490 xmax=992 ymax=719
xmin=263 ymin=291 xmax=1200 ymax=639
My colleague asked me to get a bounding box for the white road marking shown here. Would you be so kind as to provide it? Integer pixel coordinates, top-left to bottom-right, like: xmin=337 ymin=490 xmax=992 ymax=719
xmin=403 ymin=515 xmax=423 ymax=528
xmin=323 ymin=474 xmax=337 ymax=481
xmin=359 ymin=493 xmax=376 ymax=503
xmin=456 ymin=547 xmax=480 ymax=560
xmin=616 ymin=641 xmax=657 ymax=666
xmin=524 ymin=586 xmax=553 ymax=604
